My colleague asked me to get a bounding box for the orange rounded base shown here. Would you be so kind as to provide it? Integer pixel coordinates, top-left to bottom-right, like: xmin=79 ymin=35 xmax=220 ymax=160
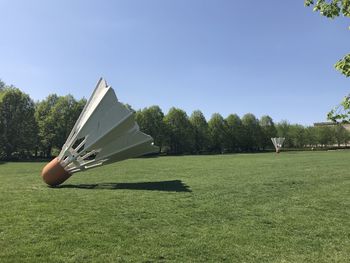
xmin=41 ymin=158 xmax=72 ymax=186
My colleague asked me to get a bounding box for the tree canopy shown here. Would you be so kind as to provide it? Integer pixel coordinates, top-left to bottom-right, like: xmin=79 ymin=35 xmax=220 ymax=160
xmin=208 ymin=113 xmax=227 ymax=153
xmin=135 ymin=106 xmax=167 ymax=153
xmin=305 ymin=0 xmax=350 ymax=123
xmin=241 ymin=113 xmax=261 ymax=151
xmin=0 ymin=79 xmax=349 ymax=160
xmin=0 ymin=79 xmax=5 ymax=91
xmin=259 ymin=115 xmax=277 ymax=149
xmin=189 ymin=110 xmax=209 ymax=153
xmin=226 ymin=114 xmax=244 ymax=152
xmin=35 ymin=94 xmax=86 ymax=157
xmin=164 ymin=107 xmax=193 ymax=154
xmin=0 ymin=88 xmax=37 ymax=159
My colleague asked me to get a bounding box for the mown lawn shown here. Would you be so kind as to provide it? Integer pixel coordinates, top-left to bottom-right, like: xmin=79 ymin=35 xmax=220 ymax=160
xmin=0 ymin=151 xmax=350 ymax=262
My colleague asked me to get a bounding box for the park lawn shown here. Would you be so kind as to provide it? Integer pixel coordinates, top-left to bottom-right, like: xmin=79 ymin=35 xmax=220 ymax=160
xmin=0 ymin=151 xmax=350 ymax=262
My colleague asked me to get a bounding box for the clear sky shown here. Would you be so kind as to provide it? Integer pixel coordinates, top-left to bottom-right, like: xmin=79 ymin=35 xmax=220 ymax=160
xmin=0 ymin=0 xmax=349 ymax=125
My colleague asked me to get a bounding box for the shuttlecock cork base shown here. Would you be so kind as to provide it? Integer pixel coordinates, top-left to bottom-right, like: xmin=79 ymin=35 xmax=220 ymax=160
xmin=41 ymin=158 xmax=72 ymax=186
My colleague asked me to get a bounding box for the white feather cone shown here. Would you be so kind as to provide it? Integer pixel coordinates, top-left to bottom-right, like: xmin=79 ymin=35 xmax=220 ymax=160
xmin=58 ymin=78 xmax=158 ymax=173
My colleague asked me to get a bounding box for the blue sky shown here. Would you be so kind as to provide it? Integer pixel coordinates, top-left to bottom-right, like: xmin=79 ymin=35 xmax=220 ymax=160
xmin=0 ymin=0 xmax=349 ymax=125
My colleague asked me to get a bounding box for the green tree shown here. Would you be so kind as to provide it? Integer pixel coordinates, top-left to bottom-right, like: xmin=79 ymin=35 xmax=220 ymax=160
xmin=0 ymin=79 xmax=5 ymax=91
xmin=289 ymin=124 xmax=307 ymax=148
xmin=241 ymin=113 xmax=261 ymax=151
xmin=51 ymin=95 xmax=86 ymax=150
xmin=135 ymin=105 xmax=167 ymax=153
xmin=333 ymin=124 xmax=348 ymax=146
xmin=305 ymin=0 xmax=350 ymax=123
xmin=35 ymin=94 xmax=59 ymax=157
xmin=276 ymin=121 xmax=292 ymax=147
xmin=189 ymin=110 xmax=209 ymax=153
xmin=316 ymin=126 xmax=335 ymax=147
xmin=208 ymin=113 xmax=227 ymax=153
xmin=0 ymin=88 xmax=37 ymax=159
xmin=124 ymin=103 xmax=135 ymax=113
xmin=259 ymin=115 xmax=277 ymax=150
xmin=164 ymin=107 xmax=193 ymax=154
xmin=226 ymin=114 xmax=244 ymax=152
xmin=345 ymin=128 xmax=350 ymax=146
xmin=35 ymin=95 xmax=85 ymax=157
xmin=305 ymin=126 xmax=318 ymax=147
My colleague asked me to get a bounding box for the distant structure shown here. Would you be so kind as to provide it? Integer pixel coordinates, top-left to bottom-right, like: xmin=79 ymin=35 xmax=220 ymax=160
xmin=313 ymin=122 xmax=350 ymax=131
xmin=271 ymin=137 xmax=285 ymax=154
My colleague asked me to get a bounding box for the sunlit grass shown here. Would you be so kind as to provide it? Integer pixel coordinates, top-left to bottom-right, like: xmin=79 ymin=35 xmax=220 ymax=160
xmin=1 ymin=151 xmax=350 ymax=262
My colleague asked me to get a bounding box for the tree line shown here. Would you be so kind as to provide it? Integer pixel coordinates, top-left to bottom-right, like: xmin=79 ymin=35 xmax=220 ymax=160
xmin=0 ymin=81 xmax=349 ymax=160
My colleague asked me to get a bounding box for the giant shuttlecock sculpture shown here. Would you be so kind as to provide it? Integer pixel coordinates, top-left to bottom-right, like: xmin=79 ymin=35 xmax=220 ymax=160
xmin=41 ymin=78 xmax=158 ymax=186
xmin=271 ymin=137 xmax=285 ymax=154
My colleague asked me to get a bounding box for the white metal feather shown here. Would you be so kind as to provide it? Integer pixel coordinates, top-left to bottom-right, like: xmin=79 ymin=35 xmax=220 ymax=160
xmin=57 ymin=78 xmax=158 ymax=173
xmin=271 ymin=137 xmax=285 ymax=152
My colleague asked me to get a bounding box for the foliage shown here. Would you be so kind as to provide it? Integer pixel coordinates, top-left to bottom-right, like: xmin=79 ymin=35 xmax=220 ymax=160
xmin=135 ymin=106 xmax=167 ymax=152
xmin=164 ymin=107 xmax=193 ymax=154
xmin=316 ymin=126 xmax=336 ymax=146
xmin=189 ymin=110 xmax=209 ymax=153
xmin=305 ymin=0 xmax=350 ymax=18
xmin=226 ymin=114 xmax=244 ymax=152
xmin=208 ymin=113 xmax=227 ymax=153
xmin=34 ymin=94 xmax=59 ymax=157
xmin=123 ymin=103 xmax=135 ymax=113
xmin=276 ymin=121 xmax=293 ymax=147
xmin=305 ymin=0 xmax=350 ymax=123
xmin=241 ymin=113 xmax=262 ymax=151
xmin=305 ymin=126 xmax=319 ymax=146
xmin=35 ymin=95 xmax=86 ymax=157
xmin=0 ymin=81 xmax=349 ymax=159
xmin=327 ymin=95 xmax=350 ymax=123
xmin=333 ymin=124 xmax=350 ymax=145
xmin=0 ymin=79 xmax=5 ymax=91
xmin=289 ymin=124 xmax=307 ymax=148
xmin=51 ymin=95 xmax=86 ymax=150
xmin=259 ymin=115 xmax=277 ymax=149
xmin=0 ymin=88 xmax=37 ymax=159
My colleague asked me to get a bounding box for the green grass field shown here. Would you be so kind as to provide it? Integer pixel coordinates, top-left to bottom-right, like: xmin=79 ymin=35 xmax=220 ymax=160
xmin=1 ymin=151 xmax=350 ymax=262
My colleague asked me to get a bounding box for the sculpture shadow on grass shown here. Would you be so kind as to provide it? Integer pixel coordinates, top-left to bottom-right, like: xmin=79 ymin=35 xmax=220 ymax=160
xmin=55 ymin=180 xmax=191 ymax=192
